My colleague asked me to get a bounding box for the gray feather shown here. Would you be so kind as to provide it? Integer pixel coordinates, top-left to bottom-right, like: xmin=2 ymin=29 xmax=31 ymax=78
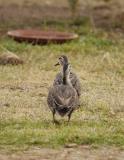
xmin=47 ymin=85 xmax=79 ymax=117
xmin=53 ymin=72 xmax=81 ymax=97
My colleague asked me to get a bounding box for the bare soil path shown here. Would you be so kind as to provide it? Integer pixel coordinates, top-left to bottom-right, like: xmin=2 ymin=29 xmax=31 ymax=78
xmin=0 ymin=146 xmax=124 ymax=160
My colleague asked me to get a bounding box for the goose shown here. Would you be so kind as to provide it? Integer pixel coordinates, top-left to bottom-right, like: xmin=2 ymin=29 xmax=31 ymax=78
xmin=53 ymin=55 xmax=81 ymax=98
xmin=47 ymin=62 xmax=79 ymax=123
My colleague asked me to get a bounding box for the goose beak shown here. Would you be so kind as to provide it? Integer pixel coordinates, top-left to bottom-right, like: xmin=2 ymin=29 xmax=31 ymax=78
xmin=54 ymin=62 xmax=60 ymax=66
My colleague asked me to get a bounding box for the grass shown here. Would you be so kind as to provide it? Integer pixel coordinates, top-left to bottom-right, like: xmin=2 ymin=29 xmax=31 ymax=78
xmin=0 ymin=29 xmax=124 ymax=152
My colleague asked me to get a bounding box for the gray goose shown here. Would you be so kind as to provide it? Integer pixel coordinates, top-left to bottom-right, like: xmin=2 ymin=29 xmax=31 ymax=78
xmin=47 ymin=62 xmax=79 ymax=123
xmin=53 ymin=55 xmax=81 ymax=98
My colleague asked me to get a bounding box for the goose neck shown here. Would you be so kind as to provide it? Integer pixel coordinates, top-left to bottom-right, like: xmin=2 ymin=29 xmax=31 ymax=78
xmin=62 ymin=64 xmax=71 ymax=86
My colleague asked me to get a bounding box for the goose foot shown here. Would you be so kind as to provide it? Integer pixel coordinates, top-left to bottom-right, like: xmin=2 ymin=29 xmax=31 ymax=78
xmin=53 ymin=119 xmax=60 ymax=125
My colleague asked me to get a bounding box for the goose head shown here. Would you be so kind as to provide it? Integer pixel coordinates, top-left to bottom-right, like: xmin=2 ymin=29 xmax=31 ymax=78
xmin=55 ymin=55 xmax=68 ymax=67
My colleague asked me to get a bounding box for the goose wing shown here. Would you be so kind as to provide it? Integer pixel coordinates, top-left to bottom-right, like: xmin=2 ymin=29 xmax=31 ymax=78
xmin=70 ymin=72 xmax=81 ymax=97
xmin=53 ymin=72 xmax=63 ymax=86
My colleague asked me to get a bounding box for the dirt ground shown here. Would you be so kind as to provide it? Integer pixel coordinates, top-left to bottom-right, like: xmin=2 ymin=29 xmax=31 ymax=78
xmin=0 ymin=146 xmax=124 ymax=160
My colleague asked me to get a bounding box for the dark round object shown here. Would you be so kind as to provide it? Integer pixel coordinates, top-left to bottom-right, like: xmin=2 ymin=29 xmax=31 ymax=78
xmin=7 ymin=29 xmax=78 ymax=44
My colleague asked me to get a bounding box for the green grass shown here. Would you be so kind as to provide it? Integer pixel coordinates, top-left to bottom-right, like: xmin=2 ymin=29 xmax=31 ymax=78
xmin=0 ymin=30 xmax=124 ymax=151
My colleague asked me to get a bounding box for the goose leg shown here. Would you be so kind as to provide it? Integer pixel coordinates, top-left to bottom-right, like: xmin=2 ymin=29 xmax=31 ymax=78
xmin=68 ymin=110 xmax=73 ymax=123
xmin=52 ymin=110 xmax=59 ymax=124
xmin=53 ymin=110 xmax=56 ymax=122
xmin=68 ymin=114 xmax=71 ymax=123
